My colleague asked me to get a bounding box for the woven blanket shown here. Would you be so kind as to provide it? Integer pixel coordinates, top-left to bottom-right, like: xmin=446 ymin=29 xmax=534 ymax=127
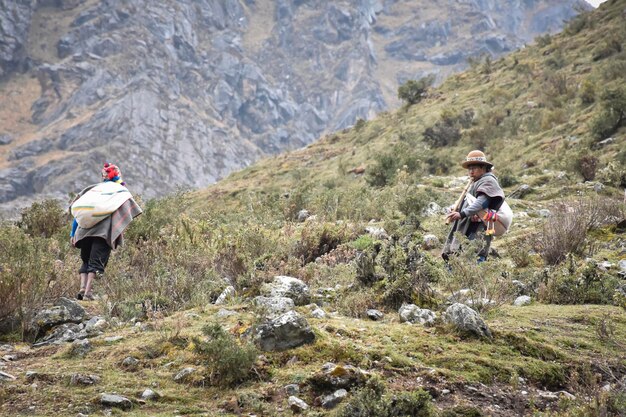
xmin=465 ymin=193 xmax=513 ymax=236
xmin=71 ymin=182 xmax=132 ymax=228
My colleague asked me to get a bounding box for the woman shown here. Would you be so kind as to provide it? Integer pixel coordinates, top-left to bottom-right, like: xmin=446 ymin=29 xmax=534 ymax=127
xmin=443 ymin=150 xmax=504 ymax=263
xmin=70 ymin=163 xmax=142 ymax=300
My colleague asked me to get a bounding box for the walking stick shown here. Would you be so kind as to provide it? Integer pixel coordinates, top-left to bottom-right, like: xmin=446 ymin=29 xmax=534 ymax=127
xmin=446 ymin=179 xmax=473 ymax=224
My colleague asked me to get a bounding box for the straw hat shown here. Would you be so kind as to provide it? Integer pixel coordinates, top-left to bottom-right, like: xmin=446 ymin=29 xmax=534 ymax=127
xmin=460 ymin=150 xmax=494 ymax=169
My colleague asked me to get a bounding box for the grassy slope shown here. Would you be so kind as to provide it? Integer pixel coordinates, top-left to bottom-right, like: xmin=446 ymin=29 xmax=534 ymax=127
xmin=1 ymin=1 xmax=626 ymax=416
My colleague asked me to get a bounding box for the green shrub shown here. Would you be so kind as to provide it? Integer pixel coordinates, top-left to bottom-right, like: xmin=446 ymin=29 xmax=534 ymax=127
xmin=17 ymin=199 xmax=67 ymax=238
xmin=423 ymin=110 xmax=472 ymax=148
xmin=575 ymin=153 xmax=599 ymax=181
xmin=592 ymin=37 xmax=622 ymax=61
xmin=376 ymin=237 xmax=442 ymax=309
xmin=293 ymin=222 xmax=351 ymax=264
xmin=0 ymin=226 xmax=71 ymax=340
xmin=192 ymin=322 xmax=258 ymax=387
xmin=564 ymin=12 xmax=590 ymax=36
xmin=397 ymin=75 xmax=435 ymax=105
xmin=498 ymin=170 xmax=518 ymax=188
xmin=579 ymin=79 xmax=596 ymax=105
xmin=535 ymin=34 xmax=552 ymax=48
xmin=538 ymin=262 xmax=620 ymax=305
xmin=335 ymin=377 xmax=435 ymax=417
xmin=365 ymin=144 xmax=420 ymax=187
xmin=589 ymin=86 xmax=626 ymax=140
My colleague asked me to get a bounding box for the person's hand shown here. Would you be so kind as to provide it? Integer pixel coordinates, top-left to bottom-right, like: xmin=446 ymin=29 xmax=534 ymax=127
xmin=471 ymin=215 xmax=481 ymax=222
xmin=446 ymin=211 xmax=461 ymax=222
xmin=70 ymin=236 xmax=76 ymax=247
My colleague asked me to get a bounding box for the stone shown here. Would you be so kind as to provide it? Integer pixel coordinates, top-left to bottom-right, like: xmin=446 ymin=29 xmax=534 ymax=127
xmin=174 ymin=367 xmax=195 ymax=382
xmin=260 ymin=276 xmax=310 ymax=306
xmin=0 ymin=371 xmax=16 ymax=381
xmin=84 ymin=316 xmax=108 ymax=333
xmin=100 ymin=393 xmax=132 ymax=411
xmin=216 ymin=309 xmax=237 ymax=318
xmin=121 ymin=357 xmax=139 ymax=370
xmin=398 ymin=304 xmax=436 ymax=326
xmin=140 ymin=388 xmax=160 ymax=401
xmin=423 ymin=202 xmax=442 ymax=217
xmin=366 ymin=309 xmax=383 ymax=321
xmin=538 ymin=209 xmax=551 ymax=218
xmin=308 ymin=363 xmax=368 ymax=390
xmin=310 ymin=308 xmax=326 ymax=319
xmin=284 ymin=384 xmax=300 ymax=395
xmin=32 ymin=322 xmax=83 ymax=346
xmin=509 ymin=184 xmax=531 ymax=199
xmin=254 ymin=311 xmax=315 ymax=352
xmin=215 ymin=286 xmax=235 ymax=305
xmin=513 ymin=296 xmax=531 ymax=306
xmin=31 ymin=298 xmax=86 ymax=339
xmin=444 ymin=303 xmax=492 ymax=339
xmin=297 ymin=209 xmax=311 ymax=222
xmin=365 ymin=226 xmax=388 ymax=240
xmin=253 ymin=296 xmax=295 ymax=317
xmin=0 ymin=134 xmax=12 ymax=145
xmin=322 ymin=389 xmax=348 ymax=409
xmin=422 ymin=234 xmax=439 ymax=250
xmin=69 ymin=339 xmax=92 ymax=357
xmin=103 ymin=336 xmax=124 ymax=343
xmin=70 ymin=374 xmax=100 ymax=385
xmin=288 ymin=396 xmax=309 ymax=412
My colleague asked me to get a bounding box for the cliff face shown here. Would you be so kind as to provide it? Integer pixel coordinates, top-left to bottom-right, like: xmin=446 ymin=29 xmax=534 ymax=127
xmin=0 ymin=0 xmax=588 ymax=210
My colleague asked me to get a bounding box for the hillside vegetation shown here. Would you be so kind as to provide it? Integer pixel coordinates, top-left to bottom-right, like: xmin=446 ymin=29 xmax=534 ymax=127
xmin=0 ymin=1 xmax=625 ymax=416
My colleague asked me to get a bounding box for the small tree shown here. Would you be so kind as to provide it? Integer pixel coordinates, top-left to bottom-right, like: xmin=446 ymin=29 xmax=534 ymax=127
xmin=397 ymin=75 xmax=435 ymax=105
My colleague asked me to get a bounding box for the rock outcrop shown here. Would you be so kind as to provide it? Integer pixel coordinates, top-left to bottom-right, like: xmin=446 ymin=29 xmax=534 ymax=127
xmin=0 ymin=0 xmax=589 ymax=213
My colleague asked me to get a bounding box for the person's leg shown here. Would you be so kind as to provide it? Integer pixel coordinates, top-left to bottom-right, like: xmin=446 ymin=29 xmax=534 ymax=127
xmin=77 ymin=239 xmax=92 ymax=300
xmin=84 ymin=238 xmax=111 ymax=299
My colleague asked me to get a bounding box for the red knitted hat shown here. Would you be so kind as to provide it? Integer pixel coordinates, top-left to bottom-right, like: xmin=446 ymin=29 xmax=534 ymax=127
xmin=101 ymin=162 xmax=123 ymax=182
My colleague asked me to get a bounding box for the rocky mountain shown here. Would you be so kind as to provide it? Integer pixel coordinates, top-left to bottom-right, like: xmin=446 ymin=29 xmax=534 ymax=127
xmin=0 ymin=0 xmax=589 ymax=212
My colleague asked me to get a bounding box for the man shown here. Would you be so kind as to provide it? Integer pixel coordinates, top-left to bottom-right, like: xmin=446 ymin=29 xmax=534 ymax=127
xmin=443 ymin=150 xmax=505 ymax=262
xmin=70 ymin=163 xmax=142 ymax=300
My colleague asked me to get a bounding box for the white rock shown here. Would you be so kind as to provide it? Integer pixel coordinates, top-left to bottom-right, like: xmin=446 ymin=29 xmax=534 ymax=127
xmin=513 ymin=296 xmax=531 ymax=306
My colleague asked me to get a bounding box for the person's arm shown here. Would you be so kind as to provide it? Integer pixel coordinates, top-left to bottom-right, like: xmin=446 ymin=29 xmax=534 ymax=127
xmin=70 ymin=219 xmax=78 ymax=237
xmin=460 ymin=194 xmax=490 ymax=218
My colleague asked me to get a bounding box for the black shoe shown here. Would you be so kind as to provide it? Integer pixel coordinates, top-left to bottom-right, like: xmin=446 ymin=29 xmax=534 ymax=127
xmin=76 ymin=290 xmax=85 ymax=300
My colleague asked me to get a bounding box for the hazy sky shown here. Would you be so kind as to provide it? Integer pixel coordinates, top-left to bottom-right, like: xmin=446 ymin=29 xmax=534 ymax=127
xmin=586 ymin=0 xmax=607 ymax=7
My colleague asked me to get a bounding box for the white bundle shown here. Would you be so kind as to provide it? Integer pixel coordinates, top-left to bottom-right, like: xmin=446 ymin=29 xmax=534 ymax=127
xmin=465 ymin=194 xmax=513 ymax=236
xmin=71 ymin=182 xmax=132 ymax=228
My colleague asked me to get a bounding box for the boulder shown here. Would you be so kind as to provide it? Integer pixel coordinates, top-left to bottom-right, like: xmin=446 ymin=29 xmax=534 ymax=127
xmin=260 ymin=276 xmax=310 ymax=306
xmin=422 ymin=234 xmax=440 ymax=250
xmin=321 ymin=389 xmax=348 ymax=409
xmin=509 ymin=184 xmax=532 ymax=199
xmin=254 ymin=311 xmax=315 ymax=352
xmin=140 ymin=388 xmax=160 ymax=401
xmin=366 ymin=309 xmax=384 ymax=321
xmin=100 ymin=393 xmax=132 ymax=411
xmin=69 ymin=339 xmax=92 ymax=357
xmin=31 ymin=297 xmax=85 ymax=338
xmin=398 ymin=304 xmax=436 ymax=326
xmin=365 ymin=226 xmax=388 ymax=240
xmin=444 ymin=303 xmax=492 ymax=338
xmin=422 ymin=202 xmax=442 ymax=217
xmin=297 ymin=209 xmax=311 ymax=222
xmin=214 ymin=286 xmax=235 ymax=305
xmin=70 ymin=374 xmax=100 ymax=385
xmin=174 ymin=367 xmax=196 ymax=383
xmin=308 ymin=362 xmax=368 ymax=390
xmin=253 ymin=296 xmax=295 ymax=317
xmin=0 ymin=134 xmax=12 ymax=145
xmin=513 ymin=296 xmax=532 ymax=306
xmin=288 ymin=396 xmax=309 ymax=412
